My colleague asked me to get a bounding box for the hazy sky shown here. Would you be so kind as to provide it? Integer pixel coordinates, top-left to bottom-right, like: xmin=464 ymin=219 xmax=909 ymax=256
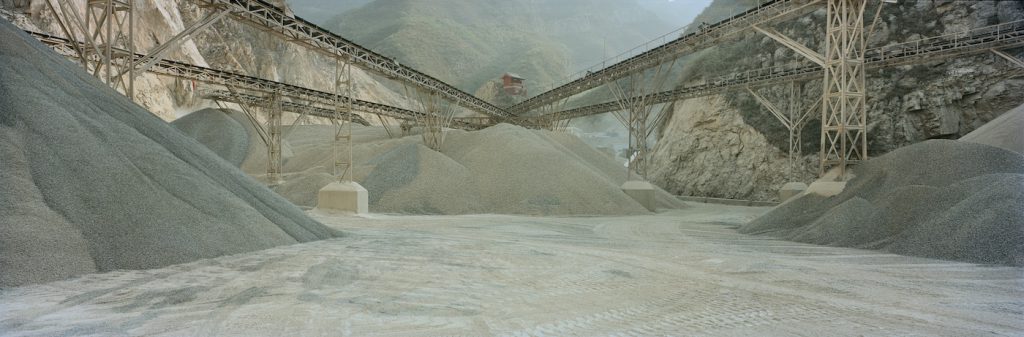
xmin=638 ymin=0 xmax=715 ymax=29
xmin=287 ymin=0 xmax=716 ymax=32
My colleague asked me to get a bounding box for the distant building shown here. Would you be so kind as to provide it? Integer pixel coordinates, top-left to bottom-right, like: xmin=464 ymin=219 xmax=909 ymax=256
xmin=501 ymin=73 xmax=526 ymax=96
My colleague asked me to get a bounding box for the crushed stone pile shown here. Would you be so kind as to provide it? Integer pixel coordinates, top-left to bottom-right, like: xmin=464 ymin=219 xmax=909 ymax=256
xmin=741 ymin=139 xmax=1024 ymax=266
xmin=0 ymin=20 xmax=336 ymax=287
xmin=171 ymin=108 xmax=251 ymax=166
xmin=177 ymin=110 xmax=685 ymax=215
xmin=960 ymin=102 xmax=1024 ymax=155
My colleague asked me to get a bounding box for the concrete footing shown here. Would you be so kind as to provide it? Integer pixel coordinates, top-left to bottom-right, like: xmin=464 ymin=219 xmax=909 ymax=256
xmin=778 ymin=182 xmax=808 ymax=202
xmin=621 ymin=180 xmax=656 ymax=211
xmin=807 ymin=181 xmax=846 ymax=197
xmin=316 ymin=181 xmax=368 ymax=214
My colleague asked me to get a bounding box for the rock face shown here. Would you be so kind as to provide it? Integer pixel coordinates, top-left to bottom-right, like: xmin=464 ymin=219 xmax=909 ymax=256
xmin=649 ymin=96 xmax=811 ymax=201
xmin=1 ymin=0 xmax=411 ymax=122
xmin=650 ymin=0 xmax=1024 ymax=201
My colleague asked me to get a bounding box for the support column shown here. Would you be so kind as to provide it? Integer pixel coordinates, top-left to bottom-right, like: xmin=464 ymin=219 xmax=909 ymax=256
xmin=265 ymin=92 xmax=283 ymax=184
xmin=753 ymin=0 xmax=869 ymax=178
xmin=48 ymin=0 xmax=135 ymax=99
xmin=406 ymin=86 xmax=455 ymax=151
xmin=317 ymin=56 xmax=367 ymax=214
xmin=992 ymin=49 xmax=1024 ymax=69
xmin=820 ymin=0 xmax=867 ymax=178
xmin=606 ymin=59 xmax=678 ymax=212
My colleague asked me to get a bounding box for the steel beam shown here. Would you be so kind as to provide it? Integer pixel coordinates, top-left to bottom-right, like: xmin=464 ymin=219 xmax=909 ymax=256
xmin=193 ymin=0 xmax=510 ymax=118
xmin=509 ymin=0 xmax=823 ymax=115
xmin=753 ymin=25 xmax=825 ymax=67
xmin=819 ymin=0 xmax=867 ymax=177
xmin=47 ymin=0 xmax=135 ymax=99
xmin=747 ymin=83 xmax=817 ymax=179
xmin=127 ymin=9 xmax=229 ymax=76
xmin=333 ymin=57 xmax=355 ymax=182
xmin=542 ymin=19 xmax=1024 ymax=121
xmin=266 ymin=92 xmax=283 ymax=183
xmin=992 ymin=48 xmax=1024 ymax=69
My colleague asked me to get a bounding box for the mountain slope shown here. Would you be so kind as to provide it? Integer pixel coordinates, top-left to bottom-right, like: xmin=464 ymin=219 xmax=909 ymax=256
xmin=324 ymin=0 xmax=678 ymax=98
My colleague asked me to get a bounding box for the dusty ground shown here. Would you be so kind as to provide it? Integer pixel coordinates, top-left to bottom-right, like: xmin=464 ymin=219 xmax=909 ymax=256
xmin=1 ymin=204 xmax=1021 ymax=336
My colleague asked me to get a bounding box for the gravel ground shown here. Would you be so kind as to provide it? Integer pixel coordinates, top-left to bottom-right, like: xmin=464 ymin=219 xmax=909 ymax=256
xmin=0 ymin=204 xmax=1020 ymax=336
xmin=742 ymin=139 xmax=1024 ymax=265
xmin=0 ymin=19 xmax=336 ymax=287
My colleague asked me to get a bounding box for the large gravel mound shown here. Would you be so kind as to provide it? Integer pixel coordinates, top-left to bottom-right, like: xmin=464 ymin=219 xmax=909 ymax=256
xmin=172 ymin=108 xmax=250 ymax=166
xmin=961 ymin=103 xmax=1024 ymax=155
xmin=178 ymin=109 xmax=684 ymax=215
xmin=0 ymin=20 xmax=336 ymax=287
xmin=741 ymin=140 xmax=1024 ymax=265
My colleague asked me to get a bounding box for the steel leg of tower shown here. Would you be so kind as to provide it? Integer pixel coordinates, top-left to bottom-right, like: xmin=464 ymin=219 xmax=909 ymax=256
xmin=317 ymin=57 xmax=367 ymax=214
xmin=819 ymin=0 xmax=867 ymax=178
xmin=47 ymin=0 xmax=135 ymax=99
xmin=265 ymin=92 xmax=284 ymax=184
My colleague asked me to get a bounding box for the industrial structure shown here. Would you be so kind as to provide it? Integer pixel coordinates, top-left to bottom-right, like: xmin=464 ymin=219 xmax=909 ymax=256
xmin=27 ymin=0 xmax=1024 ymax=211
xmin=502 ymin=73 xmax=527 ymax=97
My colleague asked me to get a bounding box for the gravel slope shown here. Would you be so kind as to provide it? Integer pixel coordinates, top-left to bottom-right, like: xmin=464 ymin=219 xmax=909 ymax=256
xmin=178 ymin=108 xmax=685 ymax=215
xmin=742 ymin=139 xmax=1024 ymax=265
xmin=0 ymin=20 xmax=336 ymax=287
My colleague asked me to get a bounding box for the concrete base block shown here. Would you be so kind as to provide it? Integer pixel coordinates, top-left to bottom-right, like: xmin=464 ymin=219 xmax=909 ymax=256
xmin=621 ymin=180 xmax=656 ymax=211
xmin=807 ymin=181 xmax=846 ymax=197
xmin=778 ymin=182 xmax=808 ymax=202
xmin=316 ymin=181 xmax=368 ymax=214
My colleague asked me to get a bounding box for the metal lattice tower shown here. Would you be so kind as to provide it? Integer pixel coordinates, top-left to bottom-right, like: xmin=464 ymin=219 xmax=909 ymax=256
xmin=747 ymin=82 xmax=818 ymax=180
xmin=334 ymin=57 xmax=355 ymax=182
xmin=819 ymin=0 xmax=867 ymax=177
xmin=265 ymin=92 xmax=283 ymax=183
xmin=85 ymin=0 xmax=134 ymax=98
xmin=608 ymin=58 xmax=677 ymax=181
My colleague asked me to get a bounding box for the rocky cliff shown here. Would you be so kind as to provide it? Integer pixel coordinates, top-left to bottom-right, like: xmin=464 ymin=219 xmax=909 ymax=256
xmin=650 ymin=0 xmax=1024 ymax=201
xmin=1 ymin=0 xmax=410 ymax=122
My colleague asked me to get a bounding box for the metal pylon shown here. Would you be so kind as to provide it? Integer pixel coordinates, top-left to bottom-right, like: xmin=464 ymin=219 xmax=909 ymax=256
xmin=46 ymin=0 xmax=135 ymax=99
xmin=405 ymin=86 xmax=456 ymax=151
xmin=265 ymin=92 xmax=283 ymax=183
xmin=334 ymin=57 xmax=355 ymax=182
xmin=85 ymin=0 xmax=134 ymax=98
xmin=747 ymin=82 xmax=818 ymax=180
xmin=820 ymin=0 xmax=867 ymax=177
xmin=607 ymin=58 xmax=677 ymax=180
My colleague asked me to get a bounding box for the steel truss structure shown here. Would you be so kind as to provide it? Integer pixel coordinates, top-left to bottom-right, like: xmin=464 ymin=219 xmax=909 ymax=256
xmin=29 ymin=31 xmax=495 ymax=130
xmin=332 ymin=57 xmax=355 ymax=183
xmin=607 ymin=58 xmax=678 ymax=180
xmin=45 ymin=0 xmax=135 ymax=98
xmin=819 ymin=0 xmax=867 ymax=177
xmin=27 ymin=0 xmax=1024 ymax=180
xmin=193 ymin=0 xmax=510 ymax=118
xmin=544 ymin=19 xmax=1024 ymax=121
xmin=747 ymin=83 xmax=819 ymax=180
xmin=508 ymin=0 xmax=823 ymax=116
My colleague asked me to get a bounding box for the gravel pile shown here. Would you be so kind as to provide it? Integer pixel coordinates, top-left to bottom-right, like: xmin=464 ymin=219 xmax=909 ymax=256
xmin=179 ymin=109 xmax=684 ymax=215
xmin=741 ymin=139 xmax=1024 ymax=265
xmin=960 ymin=103 xmax=1024 ymax=155
xmin=0 ymin=20 xmax=336 ymax=287
xmin=171 ymin=108 xmax=250 ymax=166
